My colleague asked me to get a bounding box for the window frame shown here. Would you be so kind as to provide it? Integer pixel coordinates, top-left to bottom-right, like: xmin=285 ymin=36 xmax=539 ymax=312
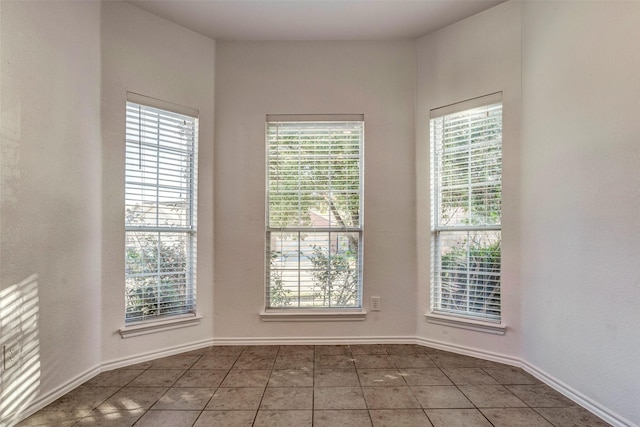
xmin=123 ymin=92 xmax=199 ymax=326
xmin=264 ymin=114 xmax=365 ymax=313
xmin=428 ymin=93 xmax=504 ymax=331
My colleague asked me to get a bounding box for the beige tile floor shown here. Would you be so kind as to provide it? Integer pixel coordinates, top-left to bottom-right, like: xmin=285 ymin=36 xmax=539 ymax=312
xmin=17 ymin=344 xmax=611 ymax=426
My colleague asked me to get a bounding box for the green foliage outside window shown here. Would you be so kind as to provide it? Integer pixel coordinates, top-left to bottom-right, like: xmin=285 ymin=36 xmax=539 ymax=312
xmin=125 ymin=204 xmax=192 ymax=321
xmin=125 ymin=232 xmax=189 ymax=321
xmin=439 ymin=236 xmax=500 ymax=318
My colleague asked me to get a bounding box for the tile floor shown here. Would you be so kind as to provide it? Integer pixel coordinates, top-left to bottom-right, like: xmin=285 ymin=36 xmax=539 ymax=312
xmin=17 ymin=344 xmax=611 ymax=426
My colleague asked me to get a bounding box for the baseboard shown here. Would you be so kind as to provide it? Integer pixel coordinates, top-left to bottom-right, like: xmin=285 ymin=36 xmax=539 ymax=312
xmin=101 ymin=338 xmax=215 ymax=371
xmin=415 ymin=336 xmax=635 ymax=427
xmin=7 ymin=336 xmax=635 ymax=427
xmin=415 ymin=336 xmax=522 ymax=367
xmin=6 ymin=338 xmax=214 ymax=426
xmin=520 ymin=361 xmax=637 ymax=427
xmin=212 ymin=335 xmax=416 ymax=346
xmin=3 ymin=364 xmax=101 ymax=427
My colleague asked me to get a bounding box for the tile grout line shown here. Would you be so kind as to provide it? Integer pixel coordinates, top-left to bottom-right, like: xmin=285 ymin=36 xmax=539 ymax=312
xmin=20 ymin=345 xmax=612 ymax=427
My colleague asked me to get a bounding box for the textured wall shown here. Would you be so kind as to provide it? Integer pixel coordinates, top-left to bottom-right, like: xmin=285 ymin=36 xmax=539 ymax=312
xmin=0 ymin=1 xmax=102 ymax=421
xmin=100 ymin=1 xmax=216 ymax=363
xmin=214 ymin=41 xmax=417 ymax=339
xmin=415 ymin=2 xmax=523 ymax=357
xmin=520 ymin=2 xmax=640 ymax=424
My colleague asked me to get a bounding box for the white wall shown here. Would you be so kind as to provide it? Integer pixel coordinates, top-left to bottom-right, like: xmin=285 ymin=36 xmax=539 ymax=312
xmin=520 ymin=2 xmax=640 ymax=424
xmin=415 ymin=2 xmax=523 ymax=358
xmin=100 ymin=1 xmax=215 ymax=363
xmin=3 ymin=1 xmax=638 ymax=425
xmin=214 ymin=41 xmax=416 ymax=340
xmin=0 ymin=0 xmax=102 ymax=420
xmin=417 ymin=3 xmax=640 ymax=424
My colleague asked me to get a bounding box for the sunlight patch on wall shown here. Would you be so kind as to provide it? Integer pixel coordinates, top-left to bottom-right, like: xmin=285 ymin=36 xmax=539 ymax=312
xmin=0 ymin=274 xmax=40 ymax=425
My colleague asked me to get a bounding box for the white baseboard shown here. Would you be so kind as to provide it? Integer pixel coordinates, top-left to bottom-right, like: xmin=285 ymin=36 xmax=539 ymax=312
xmin=101 ymin=338 xmax=215 ymax=371
xmin=8 ymin=336 xmax=635 ymax=427
xmin=7 ymin=339 xmax=214 ymax=426
xmin=212 ymin=335 xmax=416 ymax=346
xmin=415 ymin=336 xmax=635 ymax=427
xmin=520 ymin=361 xmax=637 ymax=427
xmin=415 ymin=336 xmax=522 ymax=367
xmin=4 ymin=364 xmax=101 ymax=427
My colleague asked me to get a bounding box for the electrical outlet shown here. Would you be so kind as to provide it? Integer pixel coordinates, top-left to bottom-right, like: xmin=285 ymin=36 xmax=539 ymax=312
xmin=371 ymin=296 xmax=381 ymax=311
xmin=3 ymin=344 xmax=19 ymax=371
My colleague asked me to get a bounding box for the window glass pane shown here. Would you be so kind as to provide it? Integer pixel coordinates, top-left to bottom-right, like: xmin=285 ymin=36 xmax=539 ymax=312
xmin=433 ymin=230 xmax=501 ymax=320
xmin=433 ymin=104 xmax=502 ymax=228
xmin=125 ymin=231 xmax=194 ymax=321
xmin=268 ymin=231 xmax=360 ymax=308
xmin=267 ymin=120 xmax=362 ymax=230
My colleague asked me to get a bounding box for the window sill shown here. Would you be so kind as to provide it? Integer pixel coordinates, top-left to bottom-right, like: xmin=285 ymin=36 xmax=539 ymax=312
xmin=260 ymin=309 xmax=367 ymax=322
xmin=119 ymin=314 xmax=202 ymax=338
xmin=425 ymin=313 xmax=506 ymax=335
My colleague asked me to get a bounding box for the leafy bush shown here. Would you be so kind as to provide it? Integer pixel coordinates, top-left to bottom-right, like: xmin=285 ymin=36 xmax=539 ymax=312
xmin=125 ymin=233 xmax=189 ymax=321
xmin=308 ymin=245 xmax=358 ymax=307
xmin=439 ymin=238 xmax=500 ymax=318
xmin=268 ymin=250 xmax=293 ymax=307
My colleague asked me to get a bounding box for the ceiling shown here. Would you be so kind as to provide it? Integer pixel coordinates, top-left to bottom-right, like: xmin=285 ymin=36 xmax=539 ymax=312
xmin=127 ymin=0 xmax=504 ymax=41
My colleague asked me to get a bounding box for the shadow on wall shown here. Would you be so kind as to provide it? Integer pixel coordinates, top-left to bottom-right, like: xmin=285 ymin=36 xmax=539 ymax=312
xmin=0 ymin=274 xmax=40 ymax=425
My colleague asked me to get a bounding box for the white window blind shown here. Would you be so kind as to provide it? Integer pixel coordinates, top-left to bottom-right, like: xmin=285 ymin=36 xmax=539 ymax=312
xmin=430 ymin=94 xmax=502 ymax=322
xmin=125 ymin=94 xmax=198 ymax=323
xmin=266 ymin=115 xmax=364 ymax=309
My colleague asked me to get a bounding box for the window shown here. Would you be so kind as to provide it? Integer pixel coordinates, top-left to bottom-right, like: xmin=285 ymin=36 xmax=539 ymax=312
xmin=124 ymin=93 xmax=198 ymax=324
xmin=266 ymin=114 xmax=364 ymax=309
xmin=430 ymin=93 xmax=502 ymax=323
